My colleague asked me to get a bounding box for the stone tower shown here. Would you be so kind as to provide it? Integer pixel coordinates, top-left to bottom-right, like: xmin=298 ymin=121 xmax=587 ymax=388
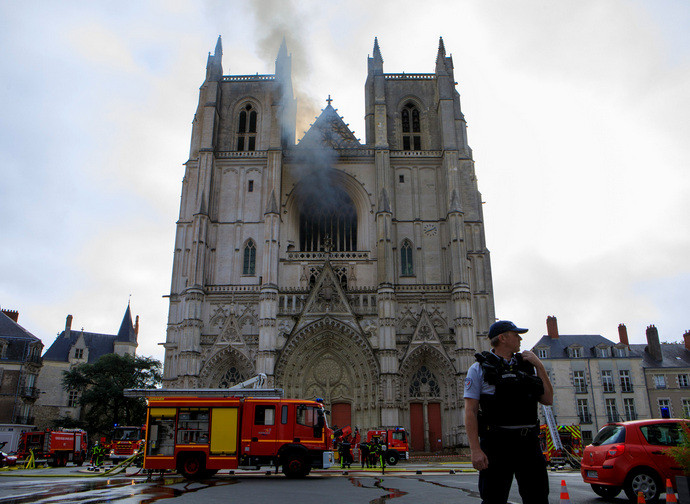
xmin=163 ymin=37 xmax=495 ymax=450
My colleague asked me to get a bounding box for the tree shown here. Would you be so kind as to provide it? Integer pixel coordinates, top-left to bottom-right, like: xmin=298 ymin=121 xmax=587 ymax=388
xmin=62 ymin=353 xmax=161 ymax=439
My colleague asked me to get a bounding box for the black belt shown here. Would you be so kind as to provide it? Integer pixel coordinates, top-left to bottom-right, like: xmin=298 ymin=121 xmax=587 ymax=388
xmin=484 ymin=425 xmax=538 ymax=436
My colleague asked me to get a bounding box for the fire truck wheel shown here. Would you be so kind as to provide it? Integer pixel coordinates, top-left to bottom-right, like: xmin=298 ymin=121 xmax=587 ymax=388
xmin=385 ymin=450 xmax=399 ymax=466
xmin=178 ymin=453 xmax=206 ymax=479
xmin=283 ymin=453 xmax=309 ymax=478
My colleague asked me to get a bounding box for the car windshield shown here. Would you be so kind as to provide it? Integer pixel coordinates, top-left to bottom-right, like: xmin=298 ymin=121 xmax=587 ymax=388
xmin=592 ymin=425 xmax=626 ymax=446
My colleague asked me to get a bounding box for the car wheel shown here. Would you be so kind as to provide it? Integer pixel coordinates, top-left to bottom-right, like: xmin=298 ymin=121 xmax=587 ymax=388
xmin=624 ymin=468 xmax=661 ymax=503
xmin=591 ymin=484 xmax=621 ymax=499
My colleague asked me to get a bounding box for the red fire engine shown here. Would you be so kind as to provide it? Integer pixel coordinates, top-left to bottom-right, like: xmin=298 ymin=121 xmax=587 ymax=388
xmin=16 ymin=429 xmax=88 ymax=467
xmin=125 ymin=385 xmax=334 ymax=479
xmin=366 ymin=427 xmax=409 ymax=465
xmin=107 ymin=425 xmax=146 ymax=460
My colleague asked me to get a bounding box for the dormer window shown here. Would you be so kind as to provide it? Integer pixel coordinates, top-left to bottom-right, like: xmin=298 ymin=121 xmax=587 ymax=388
xmin=74 ymin=348 xmax=84 ymax=360
xmin=401 ymin=102 xmax=421 ymax=151
xmin=569 ymin=347 xmax=582 ymax=358
xmin=537 ymin=348 xmax=548 ymax=359
xmin=596 ymin=346 xmax=611 ymax=358
xmin=237 ymin=103 xmax=257 ymax=151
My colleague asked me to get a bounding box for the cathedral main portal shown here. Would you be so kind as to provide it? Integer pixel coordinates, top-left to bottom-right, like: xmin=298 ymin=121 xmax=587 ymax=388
xmin=274 ymin=317 xmax=380 ymax=430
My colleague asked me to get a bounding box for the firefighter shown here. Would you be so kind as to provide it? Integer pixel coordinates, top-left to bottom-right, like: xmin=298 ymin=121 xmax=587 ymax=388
xmin=90 ymin=442 xmax=105 ymax=470
xmin=359 ymin=441 xmax=370 ymax=468
xmin=464 ymin=320 xmax=553 ymax=504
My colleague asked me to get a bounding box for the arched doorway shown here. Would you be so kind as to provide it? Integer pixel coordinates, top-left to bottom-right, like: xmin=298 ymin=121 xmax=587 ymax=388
xmin=274 ymin=317 xmax=379 ymax=430
xmin=400 ymin=345 xmax=458 ymax=452
xmin=198 ymin=347 xmax=255 ymax=388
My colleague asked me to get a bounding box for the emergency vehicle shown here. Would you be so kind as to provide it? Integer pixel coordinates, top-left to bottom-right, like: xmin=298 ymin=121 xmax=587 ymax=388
xmin=107 ymin=425 xmax=146 ymax=460
xmin=16 ymin=429 xmax=88 ymax=467
xmin=125 ymin=383 xmax=334 ymax=479
xmin=366 ymin=427 xmax=409 ymax=465
xmin=539 ymin=424 xmax=583 ymax=468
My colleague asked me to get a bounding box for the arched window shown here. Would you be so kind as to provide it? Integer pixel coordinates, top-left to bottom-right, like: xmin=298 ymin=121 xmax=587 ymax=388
xmin=298 ymin=184 xmax=357 ymax=252
xmin=409 ymin=366 xmax=440 ymax=398
xmin=401 ymin=240 xmax=414 ymax=276
xmin=237 ymin=103 xmax=258 ymax=151
xmin=243 ymin=240 xmax=256 ymax=275
xmin=218 ymin=366 xmax=246 ymax=388
xmin=401 ymin=102 xmax=421 ymax=151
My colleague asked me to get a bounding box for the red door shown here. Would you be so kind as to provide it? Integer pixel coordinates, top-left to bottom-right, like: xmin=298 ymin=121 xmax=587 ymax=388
xmin=331 ymin=403 xmax=351 ymax=430
xmin=428 ymin=402 xmax=442 ymax=452
xmin=410 ymin=403 xmax=424 ymax=451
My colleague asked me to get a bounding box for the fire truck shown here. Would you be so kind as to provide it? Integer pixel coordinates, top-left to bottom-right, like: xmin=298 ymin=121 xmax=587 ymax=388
xmin=125 ymin=379 xmax=334 ymax=479
xmin=539 ymin=424 xmax=583 ymax=468
xmin=16 ymin=429 xmax=88 ymax=467
xmin=366 ymin=427 xmax=409 ymax=465
xmin=539 ymin=406 xmax=583 ymax=468
xmin=107 ymin=425 xmax=146 ymax=460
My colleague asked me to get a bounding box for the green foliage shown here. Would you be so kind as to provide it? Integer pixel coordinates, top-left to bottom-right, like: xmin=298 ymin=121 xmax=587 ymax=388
xmin=62 ymin=353 xmax=161 ymax=440
xmin=668 ymin=422 xmax=690 ymax=475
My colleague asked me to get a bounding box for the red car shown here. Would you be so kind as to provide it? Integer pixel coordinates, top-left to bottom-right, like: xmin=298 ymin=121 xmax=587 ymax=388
xmin=581 ymin=419 xmax=687 ymax=502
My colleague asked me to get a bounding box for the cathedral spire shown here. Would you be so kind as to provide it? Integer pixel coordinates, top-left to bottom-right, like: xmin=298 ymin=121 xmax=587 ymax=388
xmin=369 ymin=37 xmax=384 ymax=74
xmin=205 ymin=35 xmax=223 ymax=81
xmin=277 ymin=36 xmax=288 ymax=61
xmin=214 ymin=35 xmax=223 ymax=58
xmin=435 ymin=36 xmax=448 ymax=75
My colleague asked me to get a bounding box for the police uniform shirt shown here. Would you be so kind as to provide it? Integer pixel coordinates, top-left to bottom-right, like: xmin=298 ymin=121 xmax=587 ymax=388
xmin=463 ymin=351 xmax=519 ymax=400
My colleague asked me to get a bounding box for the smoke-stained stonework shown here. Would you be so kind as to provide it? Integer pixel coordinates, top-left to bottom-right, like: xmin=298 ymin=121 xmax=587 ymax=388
xmin=163 ymin=37 xmax=495 ymax=450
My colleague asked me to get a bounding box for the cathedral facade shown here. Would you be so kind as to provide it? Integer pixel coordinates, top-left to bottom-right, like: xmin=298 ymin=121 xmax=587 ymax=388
xmin=162 ymin=37 xmax=495 ymax=451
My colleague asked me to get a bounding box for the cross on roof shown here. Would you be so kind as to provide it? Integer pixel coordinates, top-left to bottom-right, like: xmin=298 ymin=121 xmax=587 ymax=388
xmin=326 ymin=95 xmax=332 ymax=106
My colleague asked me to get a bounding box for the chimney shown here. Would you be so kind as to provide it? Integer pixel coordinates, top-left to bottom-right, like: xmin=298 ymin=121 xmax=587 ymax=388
xmin=546 ymin=316 xmax=559 ymax=339
xmin=645 ymin=325 xmax=663 ymax=361
xmin=1 ymin=309 xmax=19 ymax=323
xmin=134 ymin=315 xmax=139 ymax=336
xmin=65 ymin=314 xmax=73 ymax=338
xmin=618 ymin=324 xmax=629 ymax=346
xmin=683 ymin=330 xmax=690 ymax=352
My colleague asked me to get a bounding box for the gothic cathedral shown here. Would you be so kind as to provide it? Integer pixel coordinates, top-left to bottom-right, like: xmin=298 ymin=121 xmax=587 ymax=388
xmin=162 ymin=37 xmax=495 ymax=451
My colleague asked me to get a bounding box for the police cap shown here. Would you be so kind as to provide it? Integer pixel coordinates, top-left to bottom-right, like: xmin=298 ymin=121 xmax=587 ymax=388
xmin=488 ymin=320 xmax=528 ymax=339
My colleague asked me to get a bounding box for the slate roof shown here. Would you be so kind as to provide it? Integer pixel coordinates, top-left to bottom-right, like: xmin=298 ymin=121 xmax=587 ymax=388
xmin=629 ymin=343 xmax=690 ymax=369
xmin=532 ymin=334 xmax=625 ymax=358
xmin=0 ymin=311 xmax=43 ymax=361
xmin=42 ymin=306 xmax=137 ymax=363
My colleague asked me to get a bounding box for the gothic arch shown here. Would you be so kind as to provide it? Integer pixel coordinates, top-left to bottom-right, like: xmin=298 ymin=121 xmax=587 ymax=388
xmin=199 ymin=346 xmax=255 ymax=388
xmin=274 ymin=316 xmax=380 ymax=425
xmin=399 ymin=344 xmax=457 ymax=405
xmin=284 ymin=170 xmax=373 ymax=252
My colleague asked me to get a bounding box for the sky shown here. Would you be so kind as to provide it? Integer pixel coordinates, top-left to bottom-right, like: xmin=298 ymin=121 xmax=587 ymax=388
xmin=1 ymin=0 xmax=689 ymax=362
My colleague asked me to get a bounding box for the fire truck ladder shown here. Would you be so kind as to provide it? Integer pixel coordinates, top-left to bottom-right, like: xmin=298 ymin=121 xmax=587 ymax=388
xmin=541 ymin=405 xmax=581 ymax=469
xmin=124 ymin=374 xmax=285 ymax=398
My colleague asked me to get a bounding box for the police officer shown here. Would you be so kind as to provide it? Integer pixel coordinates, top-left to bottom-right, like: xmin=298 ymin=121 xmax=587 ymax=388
xmin=464 ymin=320 xmax=553 ymax=504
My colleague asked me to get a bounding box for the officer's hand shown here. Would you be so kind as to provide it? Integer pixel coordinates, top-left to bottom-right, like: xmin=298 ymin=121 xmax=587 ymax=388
xmin=471 ymin=448 xmax=489 ymax=471
xmin=521 ymin=350 xmax=541 ymax=366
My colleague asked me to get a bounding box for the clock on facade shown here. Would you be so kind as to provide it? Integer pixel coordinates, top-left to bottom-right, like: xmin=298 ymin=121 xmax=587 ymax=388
xmin=424 ymin=224 xmax=437 ymax=236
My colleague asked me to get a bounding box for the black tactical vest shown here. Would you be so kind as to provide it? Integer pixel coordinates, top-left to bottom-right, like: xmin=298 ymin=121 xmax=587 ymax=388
xmin=476 ymin=351 xmax=544 ymax=430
